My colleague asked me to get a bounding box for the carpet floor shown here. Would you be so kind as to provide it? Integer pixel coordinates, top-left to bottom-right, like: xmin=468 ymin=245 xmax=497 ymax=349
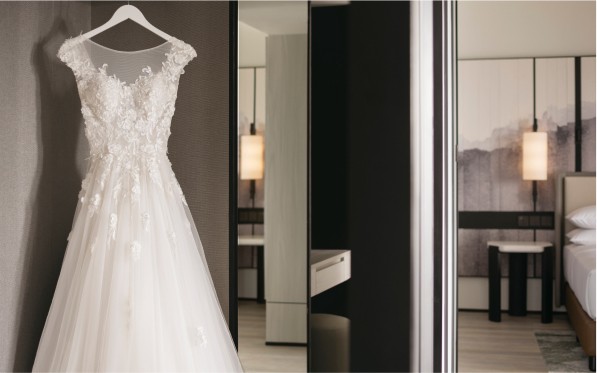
xmin=535 ymin=330 xmax=591 ymax=373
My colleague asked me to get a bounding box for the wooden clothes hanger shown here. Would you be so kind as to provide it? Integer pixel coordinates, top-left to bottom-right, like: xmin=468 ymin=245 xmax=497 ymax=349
xmin=82 ymin=3 xmax=171 ymax=41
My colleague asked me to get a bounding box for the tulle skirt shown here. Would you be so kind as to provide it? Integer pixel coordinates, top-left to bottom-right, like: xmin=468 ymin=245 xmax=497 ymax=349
xmin=32 ymin=154 xmax=244 ymax=372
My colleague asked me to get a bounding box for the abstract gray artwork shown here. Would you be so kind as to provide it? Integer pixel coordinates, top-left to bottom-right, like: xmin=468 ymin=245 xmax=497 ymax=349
xmin=458 ymin=57 xmax=595 ymax=277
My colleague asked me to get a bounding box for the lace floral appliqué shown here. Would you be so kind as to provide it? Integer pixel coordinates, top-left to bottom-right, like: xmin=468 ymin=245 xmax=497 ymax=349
xmin=109 ymin=213 xmax=118 ymax=241
xmin=192 ymin=326 xmax=208 ymax=347
xmin=130 ymin=241 xmax=142 ymax=262
xmin=56 ymin=35 xmax=197 ymax=210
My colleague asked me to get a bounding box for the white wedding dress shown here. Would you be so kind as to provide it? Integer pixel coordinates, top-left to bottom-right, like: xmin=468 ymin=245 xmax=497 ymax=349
xmin=32 ymin=34 xmax=244 ymax=372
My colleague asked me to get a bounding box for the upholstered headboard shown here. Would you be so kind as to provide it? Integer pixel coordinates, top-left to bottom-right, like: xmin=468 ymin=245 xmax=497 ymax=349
xmin=555 ymin=172 xmax=596 ymax=306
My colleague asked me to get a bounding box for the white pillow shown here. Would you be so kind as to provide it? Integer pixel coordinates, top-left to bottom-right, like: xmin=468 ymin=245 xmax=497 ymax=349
xmin=566 ymin=205 xmax=596 ymax=229
xmin=567 ymin=228 xmax=596 ymax=245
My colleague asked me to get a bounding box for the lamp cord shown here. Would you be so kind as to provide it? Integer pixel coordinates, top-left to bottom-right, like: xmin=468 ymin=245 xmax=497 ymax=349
xmin=532 ymin=58 xmax=538 ymax=242
xmin=532 ymin=58 xmax=538 ymax=276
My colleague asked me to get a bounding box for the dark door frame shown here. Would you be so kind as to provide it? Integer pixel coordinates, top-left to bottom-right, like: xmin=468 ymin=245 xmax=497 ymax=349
xmin=228 ymin=0 xmax=239 ymax=348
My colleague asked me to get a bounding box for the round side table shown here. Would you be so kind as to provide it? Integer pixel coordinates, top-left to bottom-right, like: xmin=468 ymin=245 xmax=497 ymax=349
xmin=487 ymin=241 xmax=553 ymax=323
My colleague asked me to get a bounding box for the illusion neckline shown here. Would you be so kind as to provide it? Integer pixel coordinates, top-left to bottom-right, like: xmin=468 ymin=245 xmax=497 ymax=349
xmin=79 ymin=34 xmax=175 ymax=54
xmin=76 ymin=34 xmax=178 ymax=89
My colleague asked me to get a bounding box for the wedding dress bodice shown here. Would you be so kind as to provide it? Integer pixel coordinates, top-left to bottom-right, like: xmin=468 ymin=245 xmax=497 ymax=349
xmin=57 ymin=35 xmax=197 ymax=207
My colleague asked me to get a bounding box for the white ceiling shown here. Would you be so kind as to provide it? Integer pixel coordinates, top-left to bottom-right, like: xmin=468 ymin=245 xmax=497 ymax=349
xmin=238 ymin=1 xmax=308 ymax=35
xmin=458 ymin=1 xmax=596 ymax=59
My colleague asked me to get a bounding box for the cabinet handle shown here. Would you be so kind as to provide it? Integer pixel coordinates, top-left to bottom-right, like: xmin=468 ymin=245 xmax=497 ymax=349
xmin=315 ymin=257 xmax=345 ymax=272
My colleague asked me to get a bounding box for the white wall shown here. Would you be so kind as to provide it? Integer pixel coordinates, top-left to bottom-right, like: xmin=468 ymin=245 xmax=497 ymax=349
xmin=458 ymin=1 xmax=596 ymax=59
xmin=239 ymin=21 xmax=266 ymax=67
xmin=458 ymin=1 xmax=595 ymax=310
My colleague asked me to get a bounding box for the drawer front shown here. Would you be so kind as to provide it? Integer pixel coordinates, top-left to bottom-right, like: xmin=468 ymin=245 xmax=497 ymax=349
xmin=311 ymin=252 xmax=351 ymax=296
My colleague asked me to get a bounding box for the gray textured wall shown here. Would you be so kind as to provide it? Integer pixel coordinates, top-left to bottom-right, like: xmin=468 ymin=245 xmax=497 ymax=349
xmin=0 ymin=3 xmax=91 ymax=371
xmin=0 ymin=2 xmax=230 ymax=371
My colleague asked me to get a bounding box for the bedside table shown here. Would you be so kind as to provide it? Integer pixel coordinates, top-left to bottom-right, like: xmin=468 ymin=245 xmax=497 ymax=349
xmin=238 ymin=235 xmax=265 ymax=303
xmin=487 ymin=241 xmax=554 ymax=324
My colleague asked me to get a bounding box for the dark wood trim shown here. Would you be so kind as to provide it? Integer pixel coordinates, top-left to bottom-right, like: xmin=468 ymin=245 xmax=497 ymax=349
xmin=575 ymin=57 xmax=582 ymax=172
xmin=238 ymin=207 xmax=264 ymax=224
xmin=459 ymin=308 xmax=568 ymax=315
xmin=266 ymin=342 xmax=309 ymax=347
xmin=239 ymin=66 xmax=266 ymax=69
xmin=488 ymin=245 xmax=501 ymax=322
xmin=307 ymin=1 xmax=312 ymax=372
xmin=458 ymin=55 xmax=596 ymax=61
xmin=228 ymin=0 xmax=239 ymax=349
xmin=454 ymin=2 xmax=459 ymax=369
xmin=508 ymin=253 xmax=528 ymax=316
xmin=459 ymin=211 xmax=555 ymax=230
xmin=542 ymin=246 xmax=554 ymax=323
xmin=257 ymin=246 xmax=265 ymax=303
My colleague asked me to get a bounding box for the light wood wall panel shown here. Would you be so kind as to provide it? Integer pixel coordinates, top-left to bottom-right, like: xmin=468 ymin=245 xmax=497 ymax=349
xmin=264 ymin=34 xmax=308 ymax=343
xmin=266 ymin=303 xmax=308 ymax=343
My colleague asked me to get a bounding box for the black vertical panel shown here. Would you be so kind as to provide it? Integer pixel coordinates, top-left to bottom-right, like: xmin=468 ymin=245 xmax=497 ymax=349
xmin=311 ymin=7 xmax=348 ymax=250
xmin=346 ymin=2 xmax=411 ymax=371
xmin=575 ymin=57 xmax=582 ymax=172
xmin=311 ymin=6 xmax=349 ymax=320
xmin=307 ymin=5 xmax=312 ymax=372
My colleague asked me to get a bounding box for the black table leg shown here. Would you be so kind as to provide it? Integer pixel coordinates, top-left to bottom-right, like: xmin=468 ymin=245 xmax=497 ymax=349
xmin=257 ymin=245 xmax=265 ymax=304
xmin=509 ymin=253 xmax=527 ymax=316
xmin=489 ymin=245 xmax=501 ymax=322
xmin=541 ymin=246 xmax=553 ymax=323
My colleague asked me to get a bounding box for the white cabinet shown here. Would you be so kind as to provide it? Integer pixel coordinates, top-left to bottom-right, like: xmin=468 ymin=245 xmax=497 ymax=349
xmin=310 ymin=250 xmax=351 ymax=297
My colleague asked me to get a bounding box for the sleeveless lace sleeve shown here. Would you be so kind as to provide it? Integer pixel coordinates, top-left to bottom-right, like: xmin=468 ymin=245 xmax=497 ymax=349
xmin=57 ymin=36 xmax=90 ymax=80
xmin=164 ymin=39 xmax=197 ymax=81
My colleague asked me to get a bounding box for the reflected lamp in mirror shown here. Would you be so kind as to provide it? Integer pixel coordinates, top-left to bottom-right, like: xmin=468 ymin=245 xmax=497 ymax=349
xmin=522 ymin=131 xmax=547 ymax=181
xmin=241 ymin=121 xmax=264 ymax=211
xmin=240 ymin=134 xmax=264 ymax=181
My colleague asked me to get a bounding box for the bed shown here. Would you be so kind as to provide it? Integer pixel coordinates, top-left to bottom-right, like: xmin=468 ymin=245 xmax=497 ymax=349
xmin=555 ymin=172 xmax=596 ymax=371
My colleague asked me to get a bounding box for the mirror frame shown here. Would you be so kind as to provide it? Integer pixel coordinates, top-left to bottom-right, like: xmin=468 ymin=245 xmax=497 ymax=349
xmin=230 ymin=1 xmax=311 ymax=357
xmin=229 ymin=0 xmax=239 ymax=348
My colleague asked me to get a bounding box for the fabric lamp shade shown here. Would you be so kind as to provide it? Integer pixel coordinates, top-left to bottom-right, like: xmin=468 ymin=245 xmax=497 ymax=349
xmin=522 ymin=132 xmax=548 ymax=181
xmin=240 ymin=135 xmax=264 ymax=180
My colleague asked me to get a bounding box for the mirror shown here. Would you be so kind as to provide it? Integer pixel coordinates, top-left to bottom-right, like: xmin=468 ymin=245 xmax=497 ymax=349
xmin=456 ymin=2 xmax=596 ymax=372
xmin=236 ymin=2 xmax=308 ymax=372
xmin=308 ymin=2 xmax=413 ymax=372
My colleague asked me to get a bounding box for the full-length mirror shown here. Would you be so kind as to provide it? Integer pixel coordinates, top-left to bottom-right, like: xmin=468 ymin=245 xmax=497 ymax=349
xmin=236 ymin=2 xmax=308 ymax=371
xmin=308 ymin=2 xmax=413 ymax=372
xmin=456 ymin=2 xmax=596 ymax=372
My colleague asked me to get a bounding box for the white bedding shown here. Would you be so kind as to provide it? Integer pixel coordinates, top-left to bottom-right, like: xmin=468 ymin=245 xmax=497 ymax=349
xmin=564 ymin=244 xmax=596 ymax=320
